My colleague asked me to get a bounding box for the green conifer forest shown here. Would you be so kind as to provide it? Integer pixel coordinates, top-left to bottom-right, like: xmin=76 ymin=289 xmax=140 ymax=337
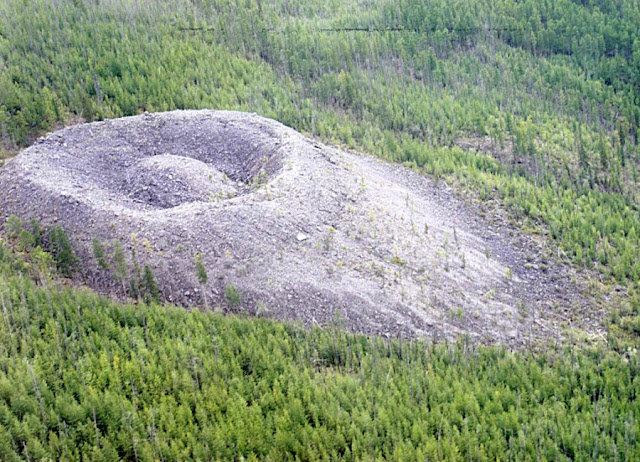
xmin=0 ymin=241 xmax=639 ymax=460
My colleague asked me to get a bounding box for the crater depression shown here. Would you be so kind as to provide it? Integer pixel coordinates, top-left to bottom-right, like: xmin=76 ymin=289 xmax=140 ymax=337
xmin=0 ymin=110 xmax=602 ymax=345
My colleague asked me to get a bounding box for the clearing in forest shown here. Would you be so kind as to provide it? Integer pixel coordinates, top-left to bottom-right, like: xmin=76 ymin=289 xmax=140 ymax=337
xmin=0 ymin=110 xmax=603 ymax=346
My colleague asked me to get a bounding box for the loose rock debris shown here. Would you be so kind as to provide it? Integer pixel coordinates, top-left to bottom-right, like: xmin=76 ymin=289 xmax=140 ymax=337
xmin=0 ymin=110 xmax=604 ymax=346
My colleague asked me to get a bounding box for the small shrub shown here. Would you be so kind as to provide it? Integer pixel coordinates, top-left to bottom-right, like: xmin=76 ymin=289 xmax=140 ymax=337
xmin=92 ymin=238 xmax=110 ymax=269
xmin=31 ymin=246 xmax=54 ymax=281
xmin=17 ymin=229 xmax=36 ymax=251
xmin=194 ymin=254 xmax=208 ymax=285
xmin=505 ymin=267 xmax=513 ymax=280
xmin=225 ymin=284 xmax=242 ymax=308
xmin=390 ymin=255 xmax=406 ymax=266
xmin=4 ymin=215 xmax=24 ymax=239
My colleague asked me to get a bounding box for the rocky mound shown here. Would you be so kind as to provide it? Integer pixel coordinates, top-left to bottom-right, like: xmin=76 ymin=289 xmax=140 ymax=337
xmin=0 ymin=110 xmax=602 ymax=345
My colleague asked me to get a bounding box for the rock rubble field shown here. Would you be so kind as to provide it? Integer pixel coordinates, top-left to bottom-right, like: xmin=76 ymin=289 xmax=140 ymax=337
xmin=0 ymin=110 xmax=602 ymax=345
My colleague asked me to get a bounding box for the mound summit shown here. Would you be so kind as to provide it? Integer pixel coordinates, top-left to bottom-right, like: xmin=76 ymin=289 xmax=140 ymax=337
xmin=0 ymin=110 xmax=600 ymax=344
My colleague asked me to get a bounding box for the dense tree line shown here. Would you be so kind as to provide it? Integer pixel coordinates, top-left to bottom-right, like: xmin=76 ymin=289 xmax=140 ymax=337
xmin=0 ymin=240 xmax=638 ymax=460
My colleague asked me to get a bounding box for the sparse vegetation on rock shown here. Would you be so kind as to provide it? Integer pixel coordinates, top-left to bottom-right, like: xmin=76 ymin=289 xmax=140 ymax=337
xmin=0 ymin=110 xmax=599 ymax=344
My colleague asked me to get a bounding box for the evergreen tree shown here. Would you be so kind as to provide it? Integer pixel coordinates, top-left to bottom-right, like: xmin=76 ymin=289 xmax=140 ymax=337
xmin=142 ymin=265 xmax=160 ymax=304
xmin=92 ymin=238 xmax=110 ymax=270
xmin=112 ymin=240 xmax=128 ymax=295
xmin=28 ymin=219 xmax=42 ymax=247
xmin=48 ymin=226 xmax=78 ymax=277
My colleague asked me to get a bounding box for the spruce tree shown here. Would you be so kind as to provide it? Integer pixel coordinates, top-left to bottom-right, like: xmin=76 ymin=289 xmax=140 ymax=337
xmin=48 ymin=227 xmax=78 ymax=277
xmin=29 ymin=219 xmax=42 ymax=247
xmin=142 ymin=265 xmax=160 ymax=304
xmin=113 ymin=240 xmax=128 ymax=296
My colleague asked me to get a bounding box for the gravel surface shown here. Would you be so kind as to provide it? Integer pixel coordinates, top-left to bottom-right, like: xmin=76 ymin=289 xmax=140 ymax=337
xmin=0 ymin=110 xmax=604 ymax=346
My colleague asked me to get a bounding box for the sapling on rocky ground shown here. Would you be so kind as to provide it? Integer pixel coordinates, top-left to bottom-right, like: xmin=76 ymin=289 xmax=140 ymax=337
xmin=194 ymin=253 xmax=209 ymax=308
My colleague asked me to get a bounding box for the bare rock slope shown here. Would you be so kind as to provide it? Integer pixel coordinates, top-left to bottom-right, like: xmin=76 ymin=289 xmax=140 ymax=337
xmin=0 ymin=110 xmax=601 ymax=345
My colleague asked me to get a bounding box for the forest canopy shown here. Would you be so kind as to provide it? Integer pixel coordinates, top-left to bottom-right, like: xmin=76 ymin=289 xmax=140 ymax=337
xmin=0 ymin=241 xmax=638 ymax=460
